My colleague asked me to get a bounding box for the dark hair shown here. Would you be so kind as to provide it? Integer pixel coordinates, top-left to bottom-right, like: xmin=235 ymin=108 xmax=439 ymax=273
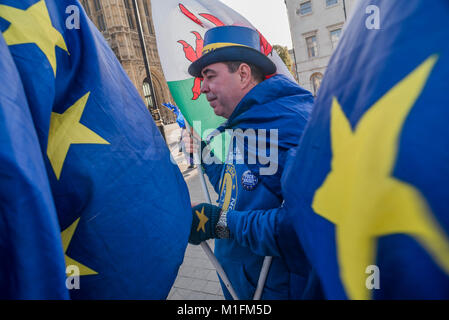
xmin=224 ymin=61 xmax=265 ymax=83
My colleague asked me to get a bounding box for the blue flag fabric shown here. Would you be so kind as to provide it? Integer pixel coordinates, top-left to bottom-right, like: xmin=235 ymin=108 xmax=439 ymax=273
xmin=162 ymin=103 xmax=186 ymax=129
xmin=278 ymin=0 xmax=449 ymax=299
xmin=0 ymin=32 xmax=69 ymax=300
xmin=0 ymin=0 xmax=191 ymax=299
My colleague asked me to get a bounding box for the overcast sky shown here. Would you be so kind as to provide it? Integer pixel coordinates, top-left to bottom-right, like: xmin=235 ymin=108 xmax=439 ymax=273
xmin=220 ymin=0 xmax=293 ymax=49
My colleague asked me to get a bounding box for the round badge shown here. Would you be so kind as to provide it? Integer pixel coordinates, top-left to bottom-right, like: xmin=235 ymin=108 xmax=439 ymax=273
xmin=241 ymin=170 xmax=259 ymax=191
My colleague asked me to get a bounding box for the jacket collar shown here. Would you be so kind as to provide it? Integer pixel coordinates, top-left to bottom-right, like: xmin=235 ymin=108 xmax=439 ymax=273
xmin=226 ymin=74 xmax=303 ymax=128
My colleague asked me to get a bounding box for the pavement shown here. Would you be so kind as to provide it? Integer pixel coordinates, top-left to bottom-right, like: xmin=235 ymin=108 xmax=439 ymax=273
xmin=163 ymin=123 xmax=225 ymax=300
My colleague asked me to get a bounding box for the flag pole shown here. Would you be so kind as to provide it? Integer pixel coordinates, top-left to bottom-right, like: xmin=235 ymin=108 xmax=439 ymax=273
xmin=194 ymin=158 xmax=239 ymax=300
xmin=187 ymin=124 xmax=272 ymax=300
xmin=253 ymin=256 xmax=272 ymax=300
xmin=184 ymin=123 xmax=239 ymax=300
xmin=132 ymin=0 xmax=166 ymax=141
xmin=199 ymin=242 xmax=239 ymax=300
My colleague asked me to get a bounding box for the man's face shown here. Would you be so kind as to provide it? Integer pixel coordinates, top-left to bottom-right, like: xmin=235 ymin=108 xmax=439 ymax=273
xmin=200 ymin=62 xmax=245 ymax=119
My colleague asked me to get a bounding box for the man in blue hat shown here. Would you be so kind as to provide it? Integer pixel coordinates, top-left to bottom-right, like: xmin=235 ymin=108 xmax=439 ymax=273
xmin=184 ymin=25 xmax=320 ymax=299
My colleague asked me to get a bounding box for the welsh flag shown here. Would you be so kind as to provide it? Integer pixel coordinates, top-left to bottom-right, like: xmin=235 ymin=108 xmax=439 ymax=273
xmin=151 ymin=0 xmax=294 ymax=161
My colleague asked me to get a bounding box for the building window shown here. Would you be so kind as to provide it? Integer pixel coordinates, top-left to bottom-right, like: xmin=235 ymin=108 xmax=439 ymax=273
xmin=310 ymin=73 xmax=323 ymax=96
xmin=143 ymin=1 xmax=154 ymax=34
xmin=297 ymin=1 xmax=312 ymax=15
xmin=93 ymin=0 xmax=101 ymax=11
xmin=123 ymin=0 xmax=136 ymax=30
xmin=326 ymin=0 xmax=338 ymax=7
xmin=143 ymin=79 xmax=162 ymax=121
xmin=89 ymin=0 xmax=106 ymax=32
xmin=143 ymin=81 xmax=154 ymax=110
xmin=127 ymin=12 xmax=135 ymax=29
xmin=306 ymin=35 xmax=318 ymax=58
xmin=81 ymin=0 xmax=91 ymax=16
xmin=330 ymin=28 xmax=342 ymax=48
xmin=97 ymin=13 xmax=106 ymax=31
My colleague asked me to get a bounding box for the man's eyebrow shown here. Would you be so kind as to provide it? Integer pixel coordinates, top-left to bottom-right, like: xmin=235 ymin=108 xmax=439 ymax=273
xmin=201 ymin=68 xmax=216 ymax=77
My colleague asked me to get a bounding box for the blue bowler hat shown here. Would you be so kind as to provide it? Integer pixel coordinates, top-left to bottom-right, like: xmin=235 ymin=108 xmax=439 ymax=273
xmin=188 ymin=25 xmax=276 ymax=78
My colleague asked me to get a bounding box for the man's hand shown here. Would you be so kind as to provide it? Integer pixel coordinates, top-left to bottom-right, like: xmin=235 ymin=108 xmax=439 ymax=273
xmin=182 ymin=129 xmax=200 ymax=154
xmin=189 ymin=203 xmax=221 ymax=245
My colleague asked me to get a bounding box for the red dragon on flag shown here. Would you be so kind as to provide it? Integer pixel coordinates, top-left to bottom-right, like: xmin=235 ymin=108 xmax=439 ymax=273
xmin=177 ymin=3 xmax=274 ymax=100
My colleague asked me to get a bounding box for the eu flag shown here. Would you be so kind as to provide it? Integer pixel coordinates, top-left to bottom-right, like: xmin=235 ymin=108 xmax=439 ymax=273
xmin=278 ymin=0 xmax=449 ymax=299
xmin=0 ymin=32 xmax=69 ymax=300
xmin=0 ymin=0 xmax=191 ymax=299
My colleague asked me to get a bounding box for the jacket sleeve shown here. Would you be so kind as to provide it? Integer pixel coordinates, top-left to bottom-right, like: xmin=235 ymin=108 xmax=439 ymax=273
xmin=226 ymin=207 xmax=283 ymax=257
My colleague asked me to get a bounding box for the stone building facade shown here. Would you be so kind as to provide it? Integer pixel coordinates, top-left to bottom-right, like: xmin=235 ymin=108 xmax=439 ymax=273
xmin=285 ymin=0 xmax=358 ymax=95
xmin=80 ymin=0 xmax=176 ymax=124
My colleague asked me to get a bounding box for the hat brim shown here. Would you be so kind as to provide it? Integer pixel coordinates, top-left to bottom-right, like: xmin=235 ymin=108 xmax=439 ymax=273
xmin=188 ymin=46 xmax=277 ymax=78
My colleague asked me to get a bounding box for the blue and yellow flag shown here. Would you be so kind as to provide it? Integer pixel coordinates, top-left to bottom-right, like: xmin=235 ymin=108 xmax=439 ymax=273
xmin=0 ymin=33 xmax=69 ymax=300
xmin=0 ymin=0 xmax=191 ymax=299
xmin=278 ymin=0 xmax=449 ymax=299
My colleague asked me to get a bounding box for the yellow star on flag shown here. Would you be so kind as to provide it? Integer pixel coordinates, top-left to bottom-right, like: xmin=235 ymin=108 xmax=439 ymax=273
xmin=195 ymin=207 xmax=209 ymax=233
xmin=47 ymin=92 xmax=109 ymax=180
xmin=312 ymin=55 xmax=449 ymax=300
xmin=0 ymin=0 xmax=69 ymax=76
xmin=61 ymin=218 xmax=97 ymax=276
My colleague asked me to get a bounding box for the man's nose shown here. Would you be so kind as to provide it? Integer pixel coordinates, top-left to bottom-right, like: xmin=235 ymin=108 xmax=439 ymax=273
xmin=200 ymin=80 xmax=209 ymax=93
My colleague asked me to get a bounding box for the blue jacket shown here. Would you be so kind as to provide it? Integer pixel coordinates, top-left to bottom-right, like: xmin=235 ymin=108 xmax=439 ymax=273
xmin=202 ymin=74 xmax=316 ymax=299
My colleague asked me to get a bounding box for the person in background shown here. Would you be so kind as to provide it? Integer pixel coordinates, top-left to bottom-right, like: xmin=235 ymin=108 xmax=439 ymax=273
xmin=163 ymin=103 xmax=195 ymax=169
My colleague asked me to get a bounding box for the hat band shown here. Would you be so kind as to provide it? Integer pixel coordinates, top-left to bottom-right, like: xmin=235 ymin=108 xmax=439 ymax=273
xmin=202 ymin=42 xmax=252 ymax=55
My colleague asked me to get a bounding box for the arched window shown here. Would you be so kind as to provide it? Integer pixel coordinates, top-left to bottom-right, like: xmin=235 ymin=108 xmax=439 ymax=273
xmin=142 ymin=80 xmax=154 ymax=110
xmin=310 ymin=73 xmax=323 ymax=96
xmin=143 ymin=79 xmax=163 ymax=123
xmin=149 ymin=76 xmax=174 ymax=124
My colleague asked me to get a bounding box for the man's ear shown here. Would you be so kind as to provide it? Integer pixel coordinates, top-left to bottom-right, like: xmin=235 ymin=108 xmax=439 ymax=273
xmin=238 ymin=63 xmax=253 ymax=88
